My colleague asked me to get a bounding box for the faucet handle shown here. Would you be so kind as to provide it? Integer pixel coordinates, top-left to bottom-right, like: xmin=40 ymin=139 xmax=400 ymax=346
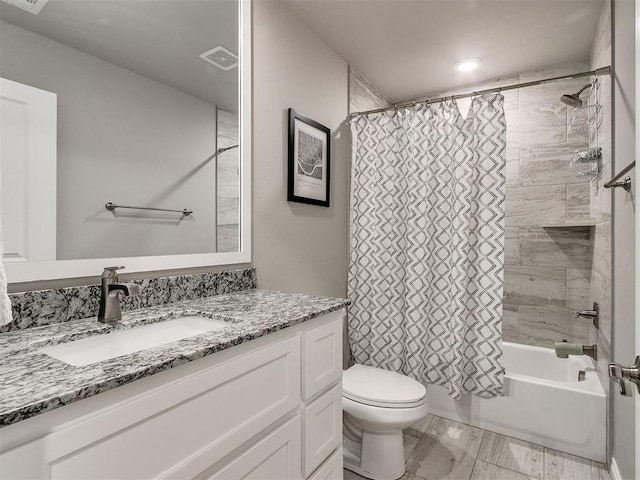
xmin=102 ymin=266 xmax=125 ymax=280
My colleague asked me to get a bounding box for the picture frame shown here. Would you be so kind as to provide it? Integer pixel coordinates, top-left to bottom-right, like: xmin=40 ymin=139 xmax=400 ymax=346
xmin=287 ymin=108 xmax=330 ymax=207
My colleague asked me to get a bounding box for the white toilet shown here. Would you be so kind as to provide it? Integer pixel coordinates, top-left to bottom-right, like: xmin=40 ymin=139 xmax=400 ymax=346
xmin=342 ymin=364 xmax=428 ymax=480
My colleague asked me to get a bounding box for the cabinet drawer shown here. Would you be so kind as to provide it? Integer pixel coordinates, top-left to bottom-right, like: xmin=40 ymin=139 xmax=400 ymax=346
xmin=302 ymin=383 xmax=343 ymax=477
xmin=308 ymin=449 xmax=343 ymax=480
xmin=202 ymin=416 xmax=302 ymax=480
xmin=302 ymin=313 xmax=343 ymax=400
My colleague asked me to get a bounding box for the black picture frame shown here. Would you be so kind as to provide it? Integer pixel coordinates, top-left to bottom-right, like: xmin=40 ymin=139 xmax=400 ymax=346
xmin=287 ymin=108 xmax=330 ymax=207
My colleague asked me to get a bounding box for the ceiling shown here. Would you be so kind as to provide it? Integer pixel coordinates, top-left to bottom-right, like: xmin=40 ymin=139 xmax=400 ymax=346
xmin=0 ymin=0 xmax=239 ymax=112
xmin=279 ymin=0 xmax=606 ymax=104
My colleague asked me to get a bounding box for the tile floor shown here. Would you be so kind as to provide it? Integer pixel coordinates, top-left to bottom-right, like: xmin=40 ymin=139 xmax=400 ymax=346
xmin=343 ymin=415 xmax=611 ymax=480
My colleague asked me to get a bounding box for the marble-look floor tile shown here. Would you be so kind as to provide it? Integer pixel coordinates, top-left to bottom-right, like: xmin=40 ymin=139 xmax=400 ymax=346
xmin=405 ymin=414 xmax=434 ymax=438
xmin=471 ymin=460 xmax=537 ymax=480
xmin=404 ymin=433 xmax=420 ymax=462
xmin=518 ymin=306 xmax=590 ymax=348
xmin=343 ymin=468 xmax=367 ymax=480
xmin=406 ymin=417 xmax=484 ymax=480
xmin=544 ymin=449 xmax=611 ymax=480
xmin=505 ymin=185 xmax=566 ymax=227
xmin=520 ymin=227 xmax=592 ymax=269
xmin=503 ymin=266 xmax=566 ymax=307
xmin=476 ymin=432 xmax=543 ymax=478
xmin=565 ymin=269 xmax=591 ymax=311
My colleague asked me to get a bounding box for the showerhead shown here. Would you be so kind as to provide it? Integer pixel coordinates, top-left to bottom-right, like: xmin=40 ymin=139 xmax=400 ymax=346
xmin=560 ymin=84 xmax=592 ymax=108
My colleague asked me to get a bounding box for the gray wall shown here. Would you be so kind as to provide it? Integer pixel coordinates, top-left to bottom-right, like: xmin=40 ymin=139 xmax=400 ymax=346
xmin=1 ymin=20 xmax=219 ymax=260
xmin=252 ymin=0 xmax=349 ymax=298
xmin=611 ymin=0 xmax=636 ymax=476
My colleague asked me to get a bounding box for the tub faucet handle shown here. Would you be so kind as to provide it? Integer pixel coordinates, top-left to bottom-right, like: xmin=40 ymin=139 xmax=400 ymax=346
xmin=608 ymin=356 xmax=640 ymax=394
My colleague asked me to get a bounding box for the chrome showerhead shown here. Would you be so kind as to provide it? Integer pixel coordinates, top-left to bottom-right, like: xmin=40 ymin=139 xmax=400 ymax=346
xmin=560 ymin=84 xmax=592 ymax=108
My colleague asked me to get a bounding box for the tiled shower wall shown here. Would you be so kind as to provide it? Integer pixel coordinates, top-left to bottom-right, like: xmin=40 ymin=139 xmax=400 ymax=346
xmin=349 ymin=67 xmax=391 ymax=113
xmin=424 ymin=62 xmax=602 ymax=349
xmin=216 ymin=108 xmax=240 ymax=252
xmin=589 ymin=0 xmax=612 ymax=393
xmin=348 ymin=55 xmax=611 ymax=351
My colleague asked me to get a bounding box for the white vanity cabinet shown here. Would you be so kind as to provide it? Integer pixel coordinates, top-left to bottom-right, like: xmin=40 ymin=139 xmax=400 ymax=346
xmin=0 ymin=309 xmax=346 ymax=480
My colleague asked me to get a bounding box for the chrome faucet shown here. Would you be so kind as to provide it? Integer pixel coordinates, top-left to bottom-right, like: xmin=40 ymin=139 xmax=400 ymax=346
xmin=575 ymin=302 xmax=599 ymax=329
xmin=98 ymin=266 xmax=141 ymax=323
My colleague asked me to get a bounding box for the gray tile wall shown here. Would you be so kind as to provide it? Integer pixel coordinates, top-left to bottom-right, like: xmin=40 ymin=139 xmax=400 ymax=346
xmin=588 ymin=0 xmax=612 ymax=428
xmin=216 ymin=108 xmax=240 ymax=252
xmin=349 ymin=67 xmax=391 ymax=113
xmin=422 ymin=61 xmax=605 ymax=350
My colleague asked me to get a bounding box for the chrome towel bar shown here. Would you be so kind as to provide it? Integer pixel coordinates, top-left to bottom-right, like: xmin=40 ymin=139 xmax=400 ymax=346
xmin=604 ymin=160 xmax=635 ymax=192
xmin=105 ymin=202 xmax=192 ymax=216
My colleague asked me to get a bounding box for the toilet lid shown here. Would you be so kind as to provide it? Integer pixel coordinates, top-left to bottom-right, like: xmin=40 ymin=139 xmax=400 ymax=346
xmin=343 ymin=364 xmax=426 ymax=408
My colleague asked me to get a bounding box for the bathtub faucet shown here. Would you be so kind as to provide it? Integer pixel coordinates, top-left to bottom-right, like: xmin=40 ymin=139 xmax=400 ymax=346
xmin=575 ymin=302 xmax=599 ymax=329
xmin=554 ymin=340 xmax=597 ymax=361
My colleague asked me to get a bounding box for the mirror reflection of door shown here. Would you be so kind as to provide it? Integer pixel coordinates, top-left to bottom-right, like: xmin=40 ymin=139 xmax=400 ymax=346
xmin=0 ymin=0 xmax=240 ymax=260
xmin=0 ymin=78 xmax=56 ymax=262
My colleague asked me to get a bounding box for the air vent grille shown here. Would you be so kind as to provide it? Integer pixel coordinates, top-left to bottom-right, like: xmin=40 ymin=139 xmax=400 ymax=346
xmin=1 ymin=0 xmax=49 ymax=14
xmin=199 ymin=46 xmax=238 ymax=71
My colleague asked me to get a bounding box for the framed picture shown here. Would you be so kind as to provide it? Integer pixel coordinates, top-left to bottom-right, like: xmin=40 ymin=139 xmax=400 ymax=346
xmin=288 ymin=108 xmax=330 ymax=207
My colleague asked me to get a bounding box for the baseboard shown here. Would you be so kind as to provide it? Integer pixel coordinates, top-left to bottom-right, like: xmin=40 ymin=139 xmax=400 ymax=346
xmin=610 ymin=457 xmax=624 ymax=480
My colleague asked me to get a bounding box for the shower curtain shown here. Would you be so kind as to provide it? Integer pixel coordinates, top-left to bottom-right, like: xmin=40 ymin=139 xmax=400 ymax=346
xmin=348 ymin=94 xmax=506 ymax=399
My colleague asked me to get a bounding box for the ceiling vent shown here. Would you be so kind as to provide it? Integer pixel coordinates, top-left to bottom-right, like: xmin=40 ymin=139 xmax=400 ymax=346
xmin=1 ymin=0 xmax=49 ymax=14
xmin=199 ymin=46 xmax=238 ymax=71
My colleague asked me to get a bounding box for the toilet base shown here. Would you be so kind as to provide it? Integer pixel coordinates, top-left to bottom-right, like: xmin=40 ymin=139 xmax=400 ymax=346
xmin=343 ymin=430 xmax=406 ymax=480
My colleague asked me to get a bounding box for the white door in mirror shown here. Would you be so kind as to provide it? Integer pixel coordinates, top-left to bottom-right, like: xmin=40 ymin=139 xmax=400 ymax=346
xmin=0 ymin=78 xmax=57 ymax=263
xmin=40 ymin=316 xmax=229 ymax=367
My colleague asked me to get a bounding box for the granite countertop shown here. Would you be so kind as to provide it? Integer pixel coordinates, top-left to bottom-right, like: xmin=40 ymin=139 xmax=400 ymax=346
xmin=0 ymin=290 xmax=350 ymax=428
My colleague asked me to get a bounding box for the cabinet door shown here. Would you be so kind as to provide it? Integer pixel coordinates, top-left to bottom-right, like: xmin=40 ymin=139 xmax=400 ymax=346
xmin=302 ymin=313 xmax=343 ymax=400
xmin=308 ymin=449 xmax=343 ymax=480
xmin=303 ymin=384 xmax=343 ymax=477
xmin=203 ymin=416 xmax=302 ymax=480
xmin=0 ymin=336 xmax=301 ymax=480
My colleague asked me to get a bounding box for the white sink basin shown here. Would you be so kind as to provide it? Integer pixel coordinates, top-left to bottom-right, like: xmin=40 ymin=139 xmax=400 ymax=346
xmin=40 ymin=316 xmax=229 ymax=367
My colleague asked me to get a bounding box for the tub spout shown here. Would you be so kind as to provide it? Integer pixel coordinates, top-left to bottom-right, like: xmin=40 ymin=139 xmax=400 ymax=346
xmin=554 ymin=341 xmax=597 ymax=361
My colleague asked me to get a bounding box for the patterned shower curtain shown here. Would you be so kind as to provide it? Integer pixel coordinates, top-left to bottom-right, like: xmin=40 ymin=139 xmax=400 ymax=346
xmin=348 ymin=94 xmax=506 ymax=399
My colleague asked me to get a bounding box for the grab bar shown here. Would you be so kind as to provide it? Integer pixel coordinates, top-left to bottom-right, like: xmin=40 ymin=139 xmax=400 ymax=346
xmin=604 ymin=160 xmax=635 ymax=191
xmin=105 ymin=202 xmax=192 ymax=216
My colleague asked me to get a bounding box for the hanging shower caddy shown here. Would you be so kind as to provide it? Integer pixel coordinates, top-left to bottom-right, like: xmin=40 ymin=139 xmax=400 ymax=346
xmin=568 ymin=79 xmax=602 ymax=178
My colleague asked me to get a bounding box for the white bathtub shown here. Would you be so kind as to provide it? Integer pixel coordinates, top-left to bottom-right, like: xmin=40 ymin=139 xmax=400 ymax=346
xmin=427 ymin=342 xmax=606 ymax=462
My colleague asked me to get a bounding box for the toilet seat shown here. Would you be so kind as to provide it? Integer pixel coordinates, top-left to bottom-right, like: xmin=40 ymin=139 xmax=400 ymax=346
xmin=343 ymin=364 xmax=426 ymax=408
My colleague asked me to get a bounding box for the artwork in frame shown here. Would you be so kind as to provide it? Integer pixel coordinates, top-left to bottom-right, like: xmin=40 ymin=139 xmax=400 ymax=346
xmin=287 ymin=108 xmax=330 ymax=207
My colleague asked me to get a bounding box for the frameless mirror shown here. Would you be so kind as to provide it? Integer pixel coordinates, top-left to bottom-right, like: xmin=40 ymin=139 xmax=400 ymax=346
xmin=0 ymin=0 xmax=251 ymax=283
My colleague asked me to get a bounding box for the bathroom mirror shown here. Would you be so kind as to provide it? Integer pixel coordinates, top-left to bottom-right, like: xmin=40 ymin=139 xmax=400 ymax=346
xmin=0 ymin=0 xmax=251 ymax=283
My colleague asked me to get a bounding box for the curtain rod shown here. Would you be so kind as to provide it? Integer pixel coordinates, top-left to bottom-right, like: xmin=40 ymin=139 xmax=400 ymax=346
xmin=348 ymin=66 xmax=612 ymax=119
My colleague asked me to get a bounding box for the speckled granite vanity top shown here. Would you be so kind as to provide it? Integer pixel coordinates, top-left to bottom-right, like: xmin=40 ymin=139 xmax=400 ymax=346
xmin=0 ymin=290 xmax=349 ymax=428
